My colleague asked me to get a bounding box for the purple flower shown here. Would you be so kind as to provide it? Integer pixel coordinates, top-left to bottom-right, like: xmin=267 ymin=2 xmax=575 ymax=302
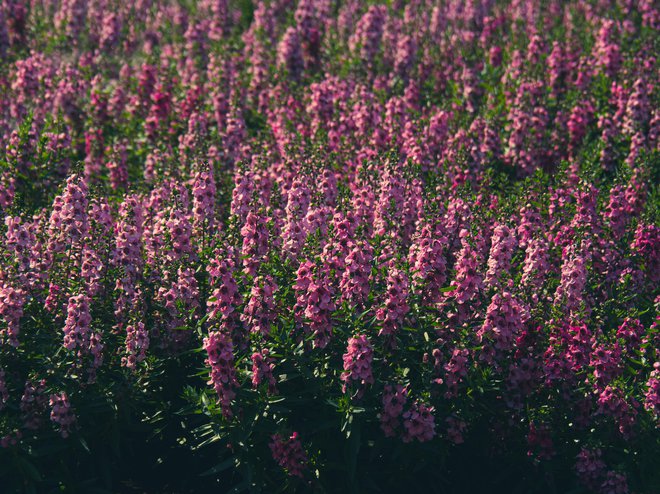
xmin=269 ymin=432 xmax=308 ymax=478
xmin=376 ymin=262 xmax=409 ymax=338
xmin=402 ymin=400 xmax=435 ymax=443
xmin=251 ymin=349 xmax=277 ymax=394
xmin=49 ymin=392 xmax=76 ymax=438
xmin=341 ymin=335 xmax=374 ymax=396
xmin=204 ymin=330 xmax=238 ymax=419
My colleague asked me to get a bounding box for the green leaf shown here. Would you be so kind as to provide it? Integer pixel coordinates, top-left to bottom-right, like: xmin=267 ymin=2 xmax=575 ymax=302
xmin=201 ymin=457 xmax=236 ymax=476
xmin=16 ymin=457 xmax=42 ymax=482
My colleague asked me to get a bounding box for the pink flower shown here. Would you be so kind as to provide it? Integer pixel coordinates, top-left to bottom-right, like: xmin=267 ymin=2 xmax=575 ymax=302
xmin=49 ymin=392 xmax=76 ymax=438
xmin=445 ymin=416 xmax=467 ymax=444
xmin=20 ymin=379 xmax=47 ymax=430
xmin=165 ymin=208 xmax=193 ymax=262
xmin=623 ymin=78 xmax=650 ymax=136
xmin=269 ymin=432 xmax=308 ymax=478
xmin=192 ymin=167 xmax=216 ymax=233
xmin=632 ymin=223 xmax=660 ymax=283
xmin=54 ymin=0 xmax=86 ymax=40
xmin=575 ymin=447 xmax=607 ymax=490
xmin=484 ymin=224 xmax=517 ymax=287
xmin=554 ymin=245 xmax=588 ymax=316
xmin=526 ymin=422 xmax=555 ymax=461
xmin=230 ymin=168 xmax=254 ymax=222
xmin=294 ymin=260 xmax=336 ymax=347
xmin=402 ymin=400 xmax=435 ymax=443
xmin=380 ymin=384 xmax=408 ymax=437
xmin=123 ymin=322 xmax=149 ymax=370
xmin=590 ymin=342 xmax=622 ymax=389
xmin=47 ymin=174 xmax=89 ymax=254
xmin=81 ymin=245 xmax=104 ymax=296
xmin=596 ymin=386 xmax=637 ymax=438
xmin=242 ymin=275 xmax=278 ymax=336
xmin=594 ymin=20 xmax=622 ymax=78
xmin=449 ymin=229 xmax=484 ymax=306
xmin=0 ymin=429 xmax=22 ymax=449
xmin=204 ymin=330 xmax=238 ymax=419
xmin=408 ymin=223 xmax=447 ymax=304
xmin=341 ymin=335 xmax=374 ymax=396
xmin=478 ymin=291 xmax=529 ymax=358
xmin=282 ymin=177 xmax=312 ymax=259
xmin=62 ymin=293 xmax=104 ymax=382
xmin=304 ymin=279 xmax=336 ymax=348
xmin=99 ymin=12 xmax=121 ymax=51
xmin=443 ymin=348 xmax=469 ymax=398
xmin=349 ymin=5 xmax=387 ymax=68
xmin=277 ymin=27 xmax=304 ymax=80
xmin=644 ymin=362 xmax=660 ymax=420
xmin=0 ymin=281 xmax=26 ymax=347
xmin=251 ymin=349 xmax=277 ymax=394
xmin=600 ymin=471 xmax=629 ymax=494
xmin=207 ymin=257 xmax=242 ymax=332
xmin=521 ymin=236 xmax=549 ymax=292
xmin=240 ymin=211 xmax=269 ymax=276
xmin=374 ymin=169 xmax=406 ymax=238
xmin=62 ymin=294 xmax=92 ymax=352
xmin=377 ymin=262 xmax=409 ymax=337
xmin=340 ymin=241 xmax=372 ymax=308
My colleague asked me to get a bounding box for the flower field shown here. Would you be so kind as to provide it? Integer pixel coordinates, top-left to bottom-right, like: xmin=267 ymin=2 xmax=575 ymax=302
xmin=0 ymin=0 xmax=659 ymax=492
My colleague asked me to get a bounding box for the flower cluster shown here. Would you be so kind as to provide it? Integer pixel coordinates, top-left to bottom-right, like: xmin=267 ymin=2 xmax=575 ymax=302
xmin=251 ymin=349 xmax=277 ymax=394
xmin=402 ymin=401 xmax=436 ymax=443
xmin=380 ymin=384 xmax=408 ymax=437
xmin=269 ymin=432 xmax=308 ymax=478
xmin=49 ymin=392 xmax=76 ymax=439
xmin=203 ymin=330 xmax=238 ymax=418
xmin=376 ymin=263 xmax=409 ymax=338
xmin=341 ymin=335 xmax=374 ymax=396
xmin=0 ymin=0 xmax=658 ymax=491
xmin=122 ymin=322 xmax=149 ymax=370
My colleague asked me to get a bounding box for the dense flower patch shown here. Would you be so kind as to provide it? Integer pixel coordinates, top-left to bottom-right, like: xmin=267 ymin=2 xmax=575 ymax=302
xmin=0 ymin=0 xmax=659 ymax=492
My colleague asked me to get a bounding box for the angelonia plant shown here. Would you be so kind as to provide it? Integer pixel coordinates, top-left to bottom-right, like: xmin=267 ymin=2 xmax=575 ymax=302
xmin=0 ymin=0 xmax=659 ymax=493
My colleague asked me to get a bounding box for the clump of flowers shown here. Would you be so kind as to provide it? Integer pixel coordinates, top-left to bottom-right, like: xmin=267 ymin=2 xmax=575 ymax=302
xmin=242 ymin=275 xmax=278 ymax=336
xmin=0 ymin=1 xmax=658 ymax=492
xmin=484 ymin=224 xmax=517 ymax=287
xmin=251 ymin=349 xmax=277 ymax=394
xmin=341 ymin=334 xmax=374 ymax=397
xmin=644 ymin=362 xmax=660 ymax=420
xmin=122 ymin=321 xmax=149 ymax=370
xmin=269 ymin=432 xmax=308 ymax=478
xmin=380 ymin=384 xmax=408 ymax=437
xmin=402 ymin=400 xmax=436 ymax=443
xmin=49 ymin=392 xmax=76 ymax=438
xmin=377 ymin=262 xmax=409 ymax=338
xmin=62 ymin=293 xmax=104 ymax=380
xmin=554 ymin=245 xmax=588 ymax=316
xmin=575 ymin=447 xmax=607 ymax=490
xmin=0 ymin=282 xmax=26 ymax=347
xmin=203 ymin=330 xmax=238 ymax=418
